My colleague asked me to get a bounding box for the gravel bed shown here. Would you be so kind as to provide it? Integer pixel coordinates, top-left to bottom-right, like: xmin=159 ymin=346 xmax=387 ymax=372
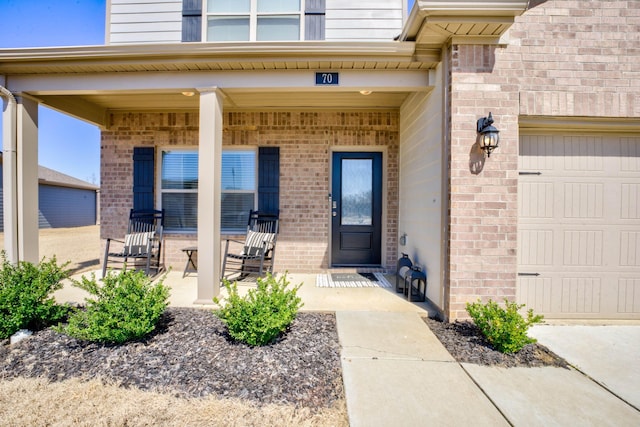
xmin=0 ymin=308 xmax=344 ymax=409
xmin=423 ymin=317 xmax=569 ymax=368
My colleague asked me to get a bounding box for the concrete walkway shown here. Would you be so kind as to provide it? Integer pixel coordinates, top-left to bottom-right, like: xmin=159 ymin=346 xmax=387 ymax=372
xmin=337 ymin=311 xmax=640 ymax=427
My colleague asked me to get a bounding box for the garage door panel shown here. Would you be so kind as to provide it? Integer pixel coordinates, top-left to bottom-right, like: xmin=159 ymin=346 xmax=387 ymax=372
xmin=519 ymin=182 xmax=554 ymax=218
xmin=517 ymin=277 xmax=553 ymax=313
xmin=620 ymin=137 xmax=640 ymax=171
xmin=621 ymin=183 xmax=640 ymax=219
xmin=618 ymin=278 xmax=640 ymax=313
xmin=519 ymin=134 xmax=640 ymax=319
xmin=563 ymin=182 xmax=604 ymax=218
xmin=519 ymin=229 xmax=554 ymax=265
xmin=620 ymin=231 xmax=640 ymax=266
xmin=562 ymin=230 xmax=603 ymax=266
xmin=560 ymin=277 xmax=602 ymax=314
xmin=562 ymin=136 xmax=605 ymax=172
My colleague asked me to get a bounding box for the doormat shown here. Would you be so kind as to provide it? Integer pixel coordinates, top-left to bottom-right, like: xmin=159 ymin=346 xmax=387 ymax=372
xmin=316 ymin=272 xmax=392 ymax=288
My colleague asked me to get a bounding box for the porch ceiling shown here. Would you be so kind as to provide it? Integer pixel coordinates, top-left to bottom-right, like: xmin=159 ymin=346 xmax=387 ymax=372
xmin=48 ymin=90 xmax=414 ymax=111
xmin=1 ymin=41 xmax=435 ymax=126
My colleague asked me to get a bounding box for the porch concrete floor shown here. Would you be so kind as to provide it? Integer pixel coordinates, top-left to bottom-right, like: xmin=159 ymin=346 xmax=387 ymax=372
xmin=54 ymin=270 xmax=438 ymax=315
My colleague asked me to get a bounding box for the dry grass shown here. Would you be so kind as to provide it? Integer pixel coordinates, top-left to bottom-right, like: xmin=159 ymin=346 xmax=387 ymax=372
xmin=0 ymin=377 xmax=348 ymax=427
xmin=0 ymin=225 xmax=101 ymax=274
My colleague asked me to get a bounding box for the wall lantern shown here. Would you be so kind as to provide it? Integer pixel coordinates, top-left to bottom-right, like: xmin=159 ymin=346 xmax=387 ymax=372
xmin=476 ymin=112 xmax=500 ymax=157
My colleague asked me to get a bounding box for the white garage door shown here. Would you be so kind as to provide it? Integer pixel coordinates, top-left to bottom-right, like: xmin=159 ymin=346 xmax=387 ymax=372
xmin=518 ymin=134 xmax=640 ymax=319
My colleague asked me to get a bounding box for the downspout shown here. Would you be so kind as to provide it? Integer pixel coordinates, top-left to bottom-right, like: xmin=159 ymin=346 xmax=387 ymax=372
xmin=1 ymin=84 xmax=19 ymax=263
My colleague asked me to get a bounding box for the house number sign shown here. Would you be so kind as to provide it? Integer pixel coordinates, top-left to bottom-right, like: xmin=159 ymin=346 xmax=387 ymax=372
xmin=315 ymin=72 xmax=339 ymax=85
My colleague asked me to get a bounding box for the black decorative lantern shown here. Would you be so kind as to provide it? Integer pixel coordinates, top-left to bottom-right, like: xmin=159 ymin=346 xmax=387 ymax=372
xmin=476 ymin=112 xmax=500 ymax=157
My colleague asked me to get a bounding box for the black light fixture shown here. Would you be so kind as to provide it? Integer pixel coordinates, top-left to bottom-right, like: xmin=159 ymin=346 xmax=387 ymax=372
xmin=476 ymin=112 xmax=500 ymax=157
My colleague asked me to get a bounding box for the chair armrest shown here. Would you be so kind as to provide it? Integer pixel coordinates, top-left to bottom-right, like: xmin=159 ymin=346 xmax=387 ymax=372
xmin=223 ymin=238 xmax=246 ymax=245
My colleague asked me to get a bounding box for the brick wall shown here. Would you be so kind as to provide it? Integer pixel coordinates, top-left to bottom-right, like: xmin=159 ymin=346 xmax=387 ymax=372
xmin=446 ymin=0 xmax=639 ymax=319
xmin=101 ymin=111 xmax=399 ymax=273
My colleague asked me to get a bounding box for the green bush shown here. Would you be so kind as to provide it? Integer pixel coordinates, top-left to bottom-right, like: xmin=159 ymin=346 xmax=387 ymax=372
xmin=214 ymin=273 xmax=303 ymax=346
xmin=58 ymin=269 xmax=169 ymax=344
xmin=0 ymin=254 xmax=71 ymax=339
xmin=466 ymin=298 xmax=544 ymax=354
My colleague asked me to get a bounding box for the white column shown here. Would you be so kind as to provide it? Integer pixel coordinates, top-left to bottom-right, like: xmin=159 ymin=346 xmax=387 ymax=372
xmin=195 ymin=87 xmax=223 ymax=304
xmin=15 ymin=96 xmax=39 ymax=263
xmin=1 ymin=87 xmax=18 ymax=262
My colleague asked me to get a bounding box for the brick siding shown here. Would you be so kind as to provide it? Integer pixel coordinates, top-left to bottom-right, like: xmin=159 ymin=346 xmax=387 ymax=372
xmin=446 ymin=0 xmax=639 ymax=319
xmin=101 ymin=111 xmax=399 ymax=273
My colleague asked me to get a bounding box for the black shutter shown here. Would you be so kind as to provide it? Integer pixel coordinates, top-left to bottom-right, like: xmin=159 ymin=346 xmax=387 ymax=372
xmin=182 ymin=0 xmax=202 ymax=42
xmin=305 ymin=0 xmax=325 ymax=40
xmin=258 ymin=147 xmax=280 ymax=215
xmin=133 ymin=147 xmax=155 ymax=210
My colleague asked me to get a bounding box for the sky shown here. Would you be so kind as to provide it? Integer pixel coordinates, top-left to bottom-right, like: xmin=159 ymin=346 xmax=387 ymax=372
xmin=1 ymin=0 xmax=416 ymax=184
xmin=0 ymin=0 xmax=105 ymax=184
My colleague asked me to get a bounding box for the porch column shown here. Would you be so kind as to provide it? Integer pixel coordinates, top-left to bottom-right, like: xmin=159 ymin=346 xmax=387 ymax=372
xmin=195 ymin=87 xmax=223 ymax=303
xmin=1 ymin=86 xmax=18 ymax=262
xmin=16 ymin=96 xmax=39 ymax=263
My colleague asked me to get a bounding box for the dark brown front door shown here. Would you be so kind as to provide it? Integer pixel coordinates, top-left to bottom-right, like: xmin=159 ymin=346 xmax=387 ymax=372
xmin=331 ymin=152 xmax=382 ymax=266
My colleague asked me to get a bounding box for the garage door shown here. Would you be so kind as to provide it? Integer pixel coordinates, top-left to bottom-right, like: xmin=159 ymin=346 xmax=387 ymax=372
xmin=518 ymin=134 xmax=640 ymax=319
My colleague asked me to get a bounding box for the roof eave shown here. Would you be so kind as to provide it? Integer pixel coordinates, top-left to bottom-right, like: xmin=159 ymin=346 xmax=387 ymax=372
xmin=399 ymin=0 xmax=530 ymax=42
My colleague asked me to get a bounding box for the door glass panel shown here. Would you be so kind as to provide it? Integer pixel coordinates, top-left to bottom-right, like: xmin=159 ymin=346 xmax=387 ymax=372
xmin=341 ymin=159 xmax=372 ymax=225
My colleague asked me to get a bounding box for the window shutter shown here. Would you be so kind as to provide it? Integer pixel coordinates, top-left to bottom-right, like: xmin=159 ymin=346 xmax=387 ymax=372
xmin=258 ymin=147 xmax=280 ymax=215
xmin=182 ymin=0 xmax=202 ymax=42
xmin=305 ymin=0 xmax=325 ymax=41
xmin=133 ymin=147 xmax=155 ymax=210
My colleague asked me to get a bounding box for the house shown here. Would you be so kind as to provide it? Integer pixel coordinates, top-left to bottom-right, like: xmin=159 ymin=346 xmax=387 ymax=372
xmin=0 ymin=154 xmax=98 ymax=231
xmin=0 ymin=0 xmax=638 ymax=320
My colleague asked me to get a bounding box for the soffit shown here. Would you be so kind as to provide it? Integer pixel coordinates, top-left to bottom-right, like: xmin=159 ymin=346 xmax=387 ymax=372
xmin=0 ymin=42 xmax=438 ymax=75
xmin=401 ymin=0 xmax=529 ymax=45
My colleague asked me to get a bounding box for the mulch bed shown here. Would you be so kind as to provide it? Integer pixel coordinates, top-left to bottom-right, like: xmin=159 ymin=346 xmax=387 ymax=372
xmin=423 ymin=317 xmax=569 ymax=368
xmin=0 ymin=308 xmax=344 ymax=409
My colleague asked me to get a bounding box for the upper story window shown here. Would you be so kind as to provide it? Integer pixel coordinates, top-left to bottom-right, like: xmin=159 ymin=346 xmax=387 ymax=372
xmin=206 ymin=0 xmax=303 ymax=41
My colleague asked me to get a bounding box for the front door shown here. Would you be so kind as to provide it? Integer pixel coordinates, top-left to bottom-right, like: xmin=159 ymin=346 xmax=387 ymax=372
xmin=331 ymin=152 xmax=383 ymax=266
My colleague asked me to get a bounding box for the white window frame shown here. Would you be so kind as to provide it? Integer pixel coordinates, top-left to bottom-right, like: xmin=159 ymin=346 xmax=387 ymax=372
xmin=157 ymin=147 xmax=258 ymax=234
xmin=204 ymin=0 xmax=305 ymax=42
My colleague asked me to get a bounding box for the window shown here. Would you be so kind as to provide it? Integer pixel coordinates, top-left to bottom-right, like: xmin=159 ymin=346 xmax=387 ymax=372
xmin=206 ymin=0 xmax=302 ymax=41
xmin=159 ymin=148 xmax=257 ymax=233
xmin=221 ymin=149 xmax=257 ymax=232
xmin=160 ymin=150 xmax=199 ymax=232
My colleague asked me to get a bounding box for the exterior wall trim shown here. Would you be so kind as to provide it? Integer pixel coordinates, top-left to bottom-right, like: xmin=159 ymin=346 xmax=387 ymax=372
xmin=519 ymin=117 xmax=640 ymax=135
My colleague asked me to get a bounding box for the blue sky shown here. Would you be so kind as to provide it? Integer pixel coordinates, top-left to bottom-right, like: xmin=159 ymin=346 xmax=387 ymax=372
xmin=1 ymin=0 xmax=415 ymax=184
xmin=0 ymin=0 xmax=105 ymax=184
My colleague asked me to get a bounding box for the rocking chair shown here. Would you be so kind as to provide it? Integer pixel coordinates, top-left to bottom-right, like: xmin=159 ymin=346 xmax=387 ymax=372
xmin=221 ymin=210 xmax=279 ymax=281
xmin=102 ymin=209 xmax=164 ymax=277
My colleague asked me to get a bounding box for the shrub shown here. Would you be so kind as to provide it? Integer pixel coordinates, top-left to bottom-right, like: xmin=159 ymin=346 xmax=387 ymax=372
xmin=0 ymin=254 xmax=71 ymax=339
xmin=58 ymin=269 xmax=170 ymax=344
xmin=214 ymin=273 xmax=303 ymax=346
xmin=466 ymin=298 xmax=544 ymax=354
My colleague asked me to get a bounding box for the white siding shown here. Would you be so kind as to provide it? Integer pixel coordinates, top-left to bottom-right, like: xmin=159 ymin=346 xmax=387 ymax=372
xmin=325 ymin=0 xmax=404 ymax=41
xmin=108 ymin=0 xmax=406 ymax=43
xmin=108 ymin=0 xmax=182 ymax=45
xmin=398 ymin=65 xmax=443 ymax=308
